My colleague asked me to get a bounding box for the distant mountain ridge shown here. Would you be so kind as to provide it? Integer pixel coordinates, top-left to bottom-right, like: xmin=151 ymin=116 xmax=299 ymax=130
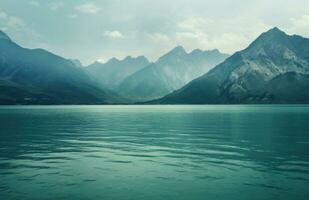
xmin=118 ymin=46 xmax=229 ymax=101
xmin=154 ymin=27 xmax=309 ymax=104
xmin=86 ymin=56 xmax=150 ymax=90
xmin=2 ymin=27 xmax=309 ymax=105
xmin=0 ymin=30 xmax=121 ymax=104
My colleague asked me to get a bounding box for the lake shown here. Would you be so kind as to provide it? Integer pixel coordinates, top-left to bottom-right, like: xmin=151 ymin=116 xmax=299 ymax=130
xmin=0 ymin=105 xmax=309 ymax=200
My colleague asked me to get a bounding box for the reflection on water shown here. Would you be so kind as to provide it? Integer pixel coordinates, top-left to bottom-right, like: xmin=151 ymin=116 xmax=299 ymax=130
xmin=0 ymin=105 xmax=309 ymax=200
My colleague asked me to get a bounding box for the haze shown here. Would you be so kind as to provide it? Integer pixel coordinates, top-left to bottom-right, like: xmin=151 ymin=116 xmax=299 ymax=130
xmin=0 ymin=0 xmax=308 ymax=64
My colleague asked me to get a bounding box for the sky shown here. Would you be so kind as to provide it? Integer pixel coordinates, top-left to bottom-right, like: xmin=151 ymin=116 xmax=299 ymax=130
xmin=0 ymin=0 xmax=309 ymax=65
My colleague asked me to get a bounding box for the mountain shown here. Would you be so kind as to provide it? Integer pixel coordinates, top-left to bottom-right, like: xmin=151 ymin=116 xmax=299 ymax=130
xmin=154 ymin=27 xmax=309 ymax=104
xmin=86 ymin=56 xmax=150 ymax=90
xmin=118 ymin=46 xmax=229 ymax=101
xmin=0 ymin=31 xmax=11 ymax=41
xmin=0 ymin=30 xmax=120 ymax=104
xmin=69 ymin=59 xmax=83 ymax=68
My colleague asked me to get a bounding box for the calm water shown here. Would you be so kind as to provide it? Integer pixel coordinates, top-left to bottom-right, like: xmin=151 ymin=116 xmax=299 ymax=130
xmin=0 ymin=105 xmax=309 ymax=200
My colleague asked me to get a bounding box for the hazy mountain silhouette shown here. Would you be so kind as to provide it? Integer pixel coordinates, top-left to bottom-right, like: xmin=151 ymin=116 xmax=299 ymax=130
xmin=0 ymin=30 xmax=121 ymax=104
xmin=2 ymin=27 xmax=309 ymax=105
xmin=118 ymin=46 xmax=229 ymax=101
xmin=153 ymin=27 xmax=309 ymax=104
xmin=86 ymin=56 xmax=149 ymax=90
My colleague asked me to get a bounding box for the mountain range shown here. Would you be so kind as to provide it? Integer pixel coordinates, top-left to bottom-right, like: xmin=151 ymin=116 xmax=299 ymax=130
xmin=1 ymin=27 xmax=309 ymax=105
xmin=117 ymin=46 xmax=229 ymax=101
xmin=86 ymin=56 xmax=150 ymax=90
xmin=0 ymin=30 xmax=120 ymax=104
xmin=154 ymin=27 xmax=309 ymax=104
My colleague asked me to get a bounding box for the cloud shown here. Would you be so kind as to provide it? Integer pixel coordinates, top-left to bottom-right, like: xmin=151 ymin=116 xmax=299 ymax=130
xmin=49 ymin=2 xmax=64 ymax=11
xmin=291 ymin=15 xmax=309 ymax=27
xmin=0 ymin=11 xmax=8 ymax=20
xmin=103 ymin=30 xmax=124 ymax=39
xmin=29 ymin=1 xmax=40 ymax=7
xmin=148 ymin=33 xmax=171 ymax=43
xmin=1 ymin=0 xmax=307 ymax=64
xmin=173 ymin=16 xmax=270 ymax=54
xmin=96 ymin=58 xmax=106 ymax=63
xmin=75 ymin=2 xmax=100 ymax=14
xmin=177 ymin=17 xmax=210 ymax=32
xmin=68 ymin=14 xmax=77 ymax=19
xmin=289 ymin=15 xmax=309 ymax=36
xmin=0 ymin=10 xmax=41 ymax=44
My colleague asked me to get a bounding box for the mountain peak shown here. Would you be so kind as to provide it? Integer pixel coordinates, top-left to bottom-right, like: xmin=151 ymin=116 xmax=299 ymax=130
xmin=124 ymin=56 xmax=132 ymax=61
xmin=107 ymin=57 xmax=120 ymax=64
xmin=190 ymin=49 xmax=224 ymax=56
xmin=209 ymin=49 xmax=220 ymax=53
xmin=265 ymin=27 xmax=286 ymax=37
xmin=204 ymin=49 xmax=222 ymax=55
xmin=190 ymin=49 xmax=203 ymax=55
xmin=171 ymin=45 xmax=186 ymax=54
xmin=0 ymin=30 xmax=11 ymax=41
xmin=122 ymin=56 xmax=149 ymax=64
xmin=69 ymin=59 xmax=83 ymax=68
xmin=245 ymin=27 xmax=290 ymax=52
xmin=136 ymin=55 xmax=149 ymax=63
xmin=137 ymin=55 xmax=146 ymax=59
xmin=255 ymin=27 xmax=288 ymax=41
xmin=157 ymin=46 xmax=187 ymax=62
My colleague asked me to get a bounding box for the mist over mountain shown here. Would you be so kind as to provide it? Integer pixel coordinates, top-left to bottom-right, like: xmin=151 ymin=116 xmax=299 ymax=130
xmin=118 ymin=46 xmax=229 ymax=101
xmin=2 ymin=27 xmax=309 ymax=105
xmin=86 ymin=56 xmax=150 ymax=90
xmin=0 ymin=30 xmax=121 ymax=104
xmin=154 ymin=27 xmax=309 ymax=104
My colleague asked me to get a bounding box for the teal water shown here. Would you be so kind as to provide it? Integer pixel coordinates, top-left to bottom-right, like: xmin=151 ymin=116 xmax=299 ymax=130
xmin=0 ymin=105 xmax=309 ymax=200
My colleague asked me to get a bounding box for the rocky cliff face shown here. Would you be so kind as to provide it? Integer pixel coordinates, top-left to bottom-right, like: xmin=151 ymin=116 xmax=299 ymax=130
xmin=155 ymin=28 xmax=309 ymax=104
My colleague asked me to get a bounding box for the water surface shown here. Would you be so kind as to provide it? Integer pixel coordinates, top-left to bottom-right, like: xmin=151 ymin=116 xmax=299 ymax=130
xmin=0 ymin=105 xmax=309 ymax=200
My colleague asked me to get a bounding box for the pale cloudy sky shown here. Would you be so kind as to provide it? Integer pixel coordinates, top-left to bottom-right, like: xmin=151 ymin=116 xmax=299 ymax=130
xmin=0 ymin=0 xmax=309 ymax=64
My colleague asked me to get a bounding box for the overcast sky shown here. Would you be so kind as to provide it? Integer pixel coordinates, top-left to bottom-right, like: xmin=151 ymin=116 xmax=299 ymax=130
xmin=0 ymin=0 xmax=309 ymax=64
